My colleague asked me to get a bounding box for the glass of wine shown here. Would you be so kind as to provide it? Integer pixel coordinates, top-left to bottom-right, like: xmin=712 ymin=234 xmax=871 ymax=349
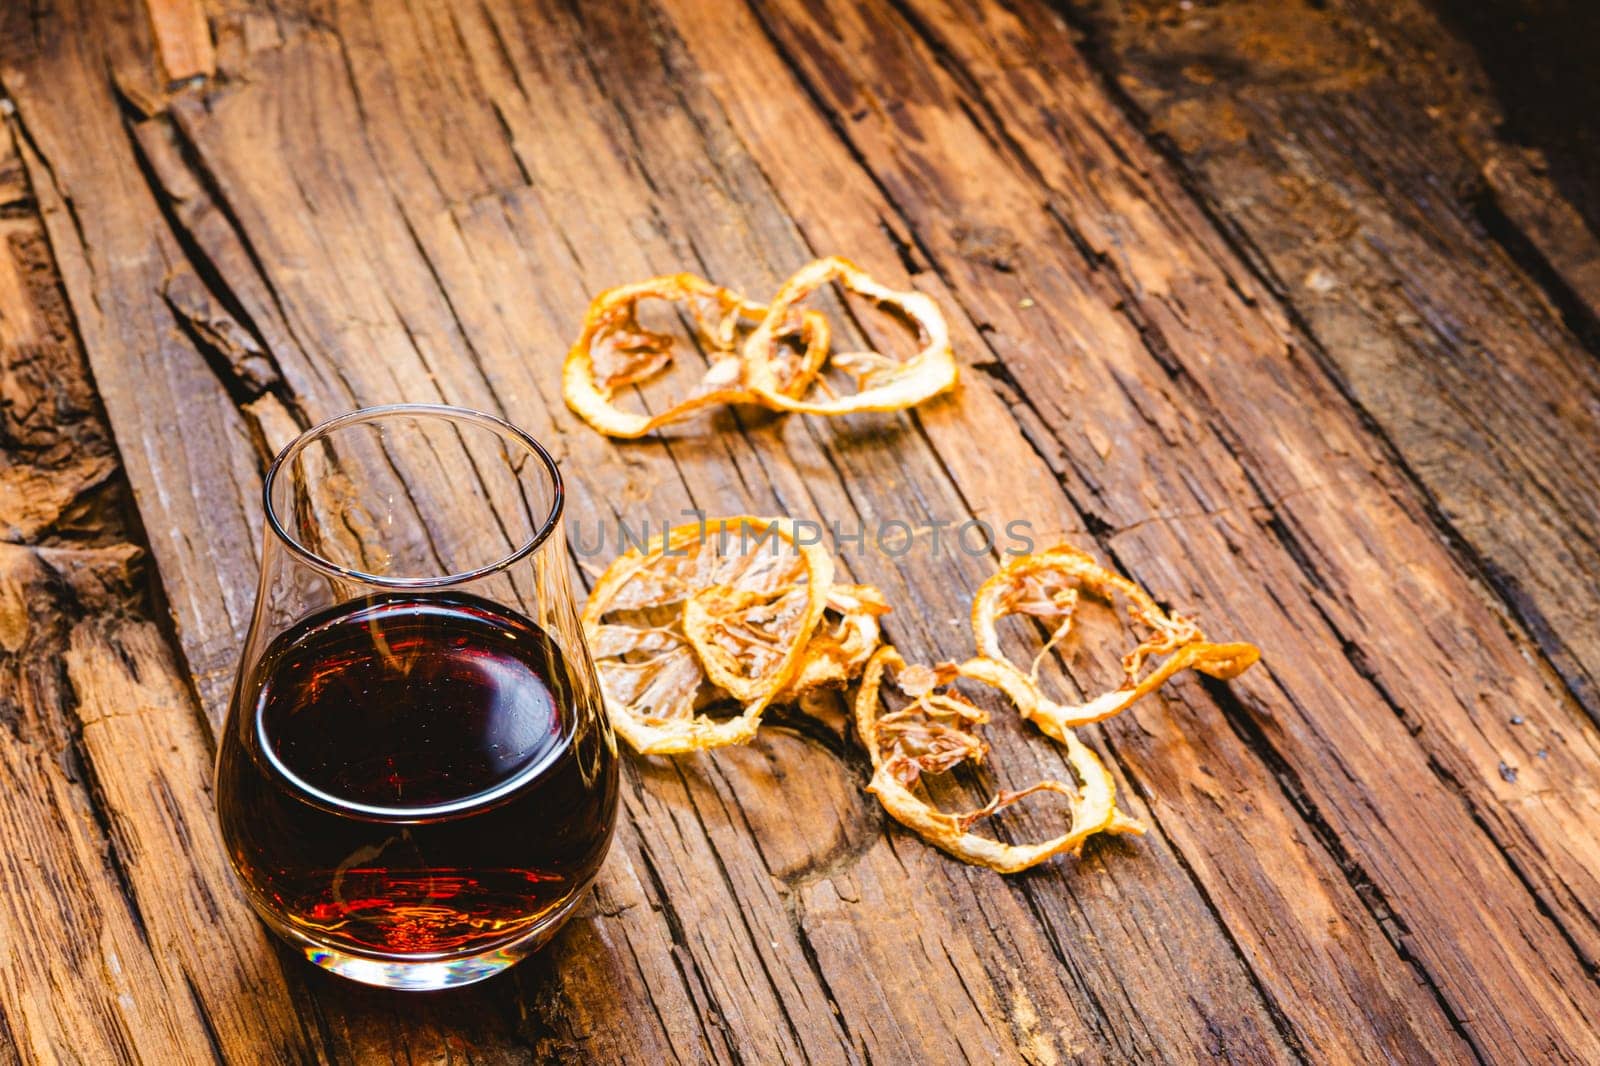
xmin=214 ymin=404 xmax=618 ymax=990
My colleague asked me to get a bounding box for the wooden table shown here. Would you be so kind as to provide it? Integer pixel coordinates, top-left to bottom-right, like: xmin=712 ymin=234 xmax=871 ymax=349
xmin=4 ymin=0 xmax=1599 ymax=1061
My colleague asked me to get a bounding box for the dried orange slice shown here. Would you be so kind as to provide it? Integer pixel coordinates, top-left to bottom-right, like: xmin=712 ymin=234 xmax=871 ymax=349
xmin=854 ymin=647 xmax=1142 ymax=874
xmin=583 ymin=516 xmax=834 ymax=753
xmin=742 ymin=257 xmax=958 ymax=416
xmin=564 ymin=273 xmax=829 ymax=439
xmin=971 ymin=544 xmax=1260 ymax=742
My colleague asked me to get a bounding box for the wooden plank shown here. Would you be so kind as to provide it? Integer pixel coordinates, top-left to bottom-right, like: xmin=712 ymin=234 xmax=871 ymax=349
xmin=0 ymin=133 xmax=209 ymax=1066
xmin=658 ymin=0 xmax=1600 ymax=1058
xmin=144 ymin=0 xmax=214 ymax=86
xmin=0 ymin=126 xmax=314 ymax=1065
xmin=1 ymin=0 xmax=266 ymax=718
xmin=1412 ymin=0 xmax=1600 ymax=334
xmin=0 ymin=544 xmax=209 ymax=1065
xmin=0 ymin=0 xmax=1536 ymax=1056
xmin=0 ymin=173 xmax=119 ymax=542
xmin=1051 ymin=0 xmax=1600 ymax=721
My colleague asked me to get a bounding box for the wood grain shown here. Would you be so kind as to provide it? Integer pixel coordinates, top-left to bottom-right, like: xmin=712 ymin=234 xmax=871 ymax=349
xmin=672 ymin=0 xmax=1600 ymax=1057
xmin=143 ymin=0 xmax=214 ymax=86
xmin=165 ymin=3 xmax=1298 ymax=1058
xmin=1 ymin=0 xmax=1598 ymax=1061
xmin=0 ymin=124 xmax=320 ymax=1065
xmin=1054 ymin=0 xmax=1600 ymax=721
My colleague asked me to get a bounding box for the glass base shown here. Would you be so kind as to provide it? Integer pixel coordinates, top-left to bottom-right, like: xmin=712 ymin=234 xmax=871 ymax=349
xmin=255 ymin=881 xmax=592 ymax=990
xmin=302 ymin=941 xmax=529 ymax=990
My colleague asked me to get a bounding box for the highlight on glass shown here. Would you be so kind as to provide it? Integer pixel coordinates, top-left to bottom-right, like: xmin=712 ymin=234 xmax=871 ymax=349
xmin=214 ymin=404 xmax=618 ymax=990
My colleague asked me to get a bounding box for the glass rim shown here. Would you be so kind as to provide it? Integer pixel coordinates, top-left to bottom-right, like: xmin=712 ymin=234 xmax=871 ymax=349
xmin=262 ymin=403 xmax=565 ymax=589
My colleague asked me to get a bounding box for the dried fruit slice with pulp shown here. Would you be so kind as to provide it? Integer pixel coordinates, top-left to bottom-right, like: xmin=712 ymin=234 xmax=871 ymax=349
xmin=854 ymin=646 xmax=1143 ymax=874
xmin=582 ymin=516 xmax=834 ymax=753
xmin=564 ymin=273 xmax=829 ymax=439
xmin=742 ymin=257 xmax=958 ymax=416
xmin=781 ymin=583 xmax=891 ymax=700
xmin=971 ymin=544 xmax=1261 ymax=742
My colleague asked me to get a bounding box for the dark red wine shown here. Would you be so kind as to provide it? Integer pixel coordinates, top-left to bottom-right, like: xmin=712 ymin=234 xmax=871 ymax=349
xmin=216 ymin=593 xmax=617 ymax=960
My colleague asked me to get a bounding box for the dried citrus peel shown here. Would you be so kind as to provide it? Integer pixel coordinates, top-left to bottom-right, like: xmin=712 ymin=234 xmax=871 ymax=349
xmin=683 ymin=583 xmax=819 ymax=704
xmin=854 ymin=646 xmax=1142 ymax=874
xmin=583 ymin=516 xmax=834 ymax=754
xmin=971 ymin=544 xmax=1261 ymax=743
xmin=781 ymin=583 xmax=891 ymax=700
xmin=563 ymin=273 xmax=829 ymax=439
xmin=583 ymin=518 xmax=1257 ymax=874
xmin=564 ymin=259 xmax=957 ymax=438
xmin=742 ymin=256 xmax=958 ymax=416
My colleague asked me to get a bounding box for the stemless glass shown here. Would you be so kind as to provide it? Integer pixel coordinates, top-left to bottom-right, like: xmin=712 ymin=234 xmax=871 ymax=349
xmin=215 ymin=404 xmax=618 ymax=990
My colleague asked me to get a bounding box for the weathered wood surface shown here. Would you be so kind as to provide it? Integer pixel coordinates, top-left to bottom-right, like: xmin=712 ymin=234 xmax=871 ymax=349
xmin=1 ymin=0 xmax=1598 ymax=1062
xmin=1057 ymin=0 xmax=1600 ymax=724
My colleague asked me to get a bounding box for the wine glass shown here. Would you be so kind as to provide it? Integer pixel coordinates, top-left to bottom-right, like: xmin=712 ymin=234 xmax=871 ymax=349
xmin=214 ymin=404 xmax=618 ymax=990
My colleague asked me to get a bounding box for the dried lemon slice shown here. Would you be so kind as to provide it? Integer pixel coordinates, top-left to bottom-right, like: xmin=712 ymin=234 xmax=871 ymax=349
xmin=854 ymin=647 xmax=1142 ymax=874
xmin=742 ymin=257 xmax=958 ymax=416
xmin=583 ymin=516 xmax=834 ymax=753
xmin=782 ymin=583 xmax=891 ymax=699
xmin=564 ymin=273 xmax=829 ymax=439
xmin=971 ymin=544 xmax=1260 ymax=742
xmin=683 ymin=584 xmax=817 ymax=704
